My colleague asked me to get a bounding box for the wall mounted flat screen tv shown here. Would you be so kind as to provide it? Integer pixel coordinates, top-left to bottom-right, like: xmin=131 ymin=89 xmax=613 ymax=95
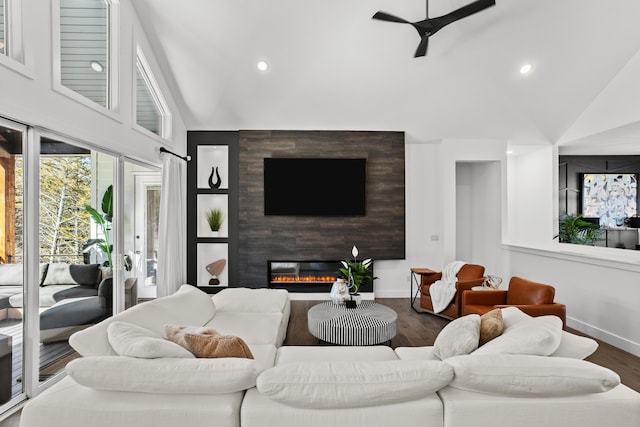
xmin=264 ymin=158 xmax=366 ymax=216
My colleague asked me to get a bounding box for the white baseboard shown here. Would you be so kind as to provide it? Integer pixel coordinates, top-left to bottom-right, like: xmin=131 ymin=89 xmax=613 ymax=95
xmin=567 ymin=316 xmax=640 ymax=358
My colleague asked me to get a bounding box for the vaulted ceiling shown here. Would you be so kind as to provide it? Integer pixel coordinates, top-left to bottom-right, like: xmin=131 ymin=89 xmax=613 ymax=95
xmin=132 ymin=0 xmax=640 ymax=149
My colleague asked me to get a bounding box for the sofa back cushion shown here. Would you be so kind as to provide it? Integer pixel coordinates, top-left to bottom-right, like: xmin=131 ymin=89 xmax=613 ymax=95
xmin=42 ymin=263 xmax=102 ymax=287
xmin=0 ymin=263 xmax=48 ymax=286
xmin=446 ymin=353 xmax=620 ymax=396
xmin=256 ymin=359 xmax=454 ymax=409
xmin=69 ymin=284 xmax=216 ymax=356
xmin=212 ymin=287 xmax=289 ymax=313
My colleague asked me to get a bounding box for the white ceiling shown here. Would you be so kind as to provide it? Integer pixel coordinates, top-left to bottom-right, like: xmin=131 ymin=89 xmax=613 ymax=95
xmin=131 ymin=0 xmax=640 ymax=149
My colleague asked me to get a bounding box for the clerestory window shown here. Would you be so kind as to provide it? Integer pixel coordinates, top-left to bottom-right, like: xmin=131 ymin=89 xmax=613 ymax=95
xmin=135 ymin=47 xmax=171 ymax=138
xmin=57 ymin=0 xmax=118 ymax=110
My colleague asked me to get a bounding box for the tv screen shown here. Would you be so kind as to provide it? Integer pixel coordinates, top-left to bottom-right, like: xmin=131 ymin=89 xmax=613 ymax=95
xmin=264 ymin=158 xmax=366 ymax=216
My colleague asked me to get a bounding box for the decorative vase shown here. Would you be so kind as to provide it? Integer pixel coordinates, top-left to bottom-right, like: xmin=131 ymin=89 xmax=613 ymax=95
xmin=208 ymin=166 xmax=222 ymax=189
xmin=330 ymin=278 xmax=349 ymax=304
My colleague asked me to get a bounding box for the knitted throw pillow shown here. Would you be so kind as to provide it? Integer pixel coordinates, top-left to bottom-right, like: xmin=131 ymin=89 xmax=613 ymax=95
xmin=184 ymin=334 xmax=254 ymax=359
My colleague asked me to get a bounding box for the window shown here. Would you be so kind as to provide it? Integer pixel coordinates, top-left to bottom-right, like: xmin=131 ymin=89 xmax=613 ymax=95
xmin=135 ymin=48 xmax=171 ymax=138
xmin=0 ymin=0 xmax=26 ymax=67
xmin=57 ymin=0 xmax=118 ymax=109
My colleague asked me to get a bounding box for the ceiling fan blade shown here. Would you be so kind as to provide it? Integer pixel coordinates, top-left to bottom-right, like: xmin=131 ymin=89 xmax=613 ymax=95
xmin=430 ymin=0 xmax=495 ymax=30
xmin=372 ymin=11 xmax=411 ymax=24
xmin=414 ymin=35 xmax=429 ymax=57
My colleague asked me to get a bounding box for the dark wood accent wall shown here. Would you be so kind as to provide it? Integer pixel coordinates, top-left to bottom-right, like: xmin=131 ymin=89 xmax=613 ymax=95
xmin=238 ymin=130 xmax=405 ymax=287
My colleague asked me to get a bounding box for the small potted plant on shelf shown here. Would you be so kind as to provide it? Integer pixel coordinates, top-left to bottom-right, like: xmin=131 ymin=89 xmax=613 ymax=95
xmin=205 ymin=208 xmax=224 ymax=235
xmin=338 ymin=245 xmax=377 ymax=307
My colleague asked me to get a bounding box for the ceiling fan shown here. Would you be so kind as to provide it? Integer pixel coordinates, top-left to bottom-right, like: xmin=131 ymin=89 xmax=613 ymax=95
xmin=372 ymin=0 xmax=496 ymax=57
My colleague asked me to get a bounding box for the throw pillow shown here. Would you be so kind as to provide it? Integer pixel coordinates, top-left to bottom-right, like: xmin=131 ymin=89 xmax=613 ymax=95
xmin=472 ymin=315 xmax=562 ymax=356
xmin=445 ymin=353 xmax=620 ymax=396
xmin=107 ymin=321 xmax=194 ymax=359
xmin=164 ymin=324 xmax=220 ymax=350
xmin=256 ymin=360 xmax=454 ymax=409
xmin=184 ymin=333 xmax=254 ymax=359
xmin=500 ymin=306 xmax=532 ymax=328
xmin=479 ymin=308 xmax=505 ymax=345
xmin=66 ymin=356 xmax=258 ymax=394
xmin=551 ymin=330 xmax=599 ymax=359
xmin=433 ymin=314 xmax=481 ymax=360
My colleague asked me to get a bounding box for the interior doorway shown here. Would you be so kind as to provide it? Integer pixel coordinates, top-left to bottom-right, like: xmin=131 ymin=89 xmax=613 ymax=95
xmin=455 ymin=161 xmax=502 ymax=272
xmin=132 ymin=172 xmax=161 ymax=299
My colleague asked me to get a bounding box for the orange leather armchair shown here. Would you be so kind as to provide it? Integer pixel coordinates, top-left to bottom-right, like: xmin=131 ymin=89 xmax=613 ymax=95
xmin=419 ymin=263 xmax=486 ymax=319
xmin=462 ymin=276 xmax=567 ymax=328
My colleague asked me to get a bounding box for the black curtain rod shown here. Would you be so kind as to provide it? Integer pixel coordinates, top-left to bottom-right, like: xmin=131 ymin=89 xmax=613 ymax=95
xmin=160 ymin=147 xmax=191 ymax=161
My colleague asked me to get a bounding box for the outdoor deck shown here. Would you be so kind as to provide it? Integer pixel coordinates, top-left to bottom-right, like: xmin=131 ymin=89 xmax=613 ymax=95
xmin=0 ymin=319 xmax=74 ymax=398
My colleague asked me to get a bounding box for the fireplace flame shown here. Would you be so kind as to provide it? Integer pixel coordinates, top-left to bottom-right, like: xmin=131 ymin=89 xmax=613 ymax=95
xmin=271 ymin=275 xmax=337 ymax=283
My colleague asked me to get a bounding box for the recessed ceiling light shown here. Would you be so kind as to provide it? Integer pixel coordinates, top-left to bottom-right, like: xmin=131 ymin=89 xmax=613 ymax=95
xmin=90 ymin=60 xmax=104 ymax=72
xmin=257 ymin=60 xmax=268 ymax=72
xmin=519 ymin=63 xmax=533 ymax=75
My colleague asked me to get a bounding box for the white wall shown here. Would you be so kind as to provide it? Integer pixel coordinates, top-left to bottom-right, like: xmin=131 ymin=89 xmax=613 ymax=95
xmin=505 ymin=246 xmax=640 ymax=356
xmin=0 ymin=1 xmax=186 ymax=163
xmin=505 ymin=145 xmax=555 ymax=248
xmin=375 ymin=138 xmax=508 ymax=298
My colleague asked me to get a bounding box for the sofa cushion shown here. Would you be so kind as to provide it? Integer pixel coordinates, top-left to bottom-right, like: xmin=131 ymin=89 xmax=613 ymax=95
xmin=9 ymin=284 xmax=81 ymax=309
xmin=500 ymin=307 xmax=598 ymax=359
xmin=185 ymin=334 xmax=254 ymax=359
xmin=394 ymin=346 xmax=439 ymax=361
xmin=70 ymin=284 xmax=216 ymax=356
xmin=433 ymin=314 xmax=480 ymax=360
xmin=213 ymin=287 xmax=288 ymax=313
xmin=42 ymin=263 xmax=101 ymax=287
xmin=551 ymin=331 xmax=599 ymax=359
xmin=479 ymin=308 xmax=504 ymax=345
xmin=472 ymin=315 xmax=562 ymax=356
xmin=0 ymin=263 xmax=48 ymax=287
xmin=107 ymin=321 xmax=194 ymax=359
xmin=256 ymin=360 xmax=454 ymax=409
xmin=445 ymin=354 xmax=620 ymax=396
xmin=165 ymin=324 xmax=221 ymax=350
xmin=66 ymin=356 xmax=258 ymax=394
xmin=205 ymin=312 xmax=283 ymax=346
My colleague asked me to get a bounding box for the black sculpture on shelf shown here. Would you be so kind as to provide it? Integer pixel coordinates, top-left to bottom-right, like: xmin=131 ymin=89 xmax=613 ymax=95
xmin=208 ymin=166 xmax=222 ymax=189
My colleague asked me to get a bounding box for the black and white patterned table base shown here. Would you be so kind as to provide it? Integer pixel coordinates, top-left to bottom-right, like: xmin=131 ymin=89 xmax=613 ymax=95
xmin=307 ymin=301 xmax=398 ymax=346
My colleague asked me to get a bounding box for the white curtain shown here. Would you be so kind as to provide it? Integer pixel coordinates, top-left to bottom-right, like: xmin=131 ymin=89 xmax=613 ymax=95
xmin=157 ymin=153 xmax=187 ymax=297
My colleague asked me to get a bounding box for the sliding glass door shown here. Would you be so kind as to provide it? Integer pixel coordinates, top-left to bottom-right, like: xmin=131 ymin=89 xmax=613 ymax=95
xmin=37 ymin=135 xmax=116 ymax=382
xmin=0 ymin=118 xmax=27 ymax=410
xmin=0 ymin=116 xmax=162 ymax=415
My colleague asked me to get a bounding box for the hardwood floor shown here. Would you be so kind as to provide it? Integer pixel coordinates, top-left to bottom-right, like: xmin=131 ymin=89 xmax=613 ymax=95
xmin=1 ymin=298 xmax=639 ymax=426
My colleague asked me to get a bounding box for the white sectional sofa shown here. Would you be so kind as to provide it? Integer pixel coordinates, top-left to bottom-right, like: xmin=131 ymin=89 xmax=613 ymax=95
xmin=18 ymin=285 xmax=640 ymax=427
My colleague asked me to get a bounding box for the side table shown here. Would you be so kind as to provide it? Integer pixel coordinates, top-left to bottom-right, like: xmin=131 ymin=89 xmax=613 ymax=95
xmin=410 ymin=267 xmax=439 ymax=313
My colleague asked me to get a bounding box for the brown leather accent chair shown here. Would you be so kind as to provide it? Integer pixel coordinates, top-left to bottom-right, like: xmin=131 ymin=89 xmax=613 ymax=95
xmin=419 ymin=263 xmax=486 ymax=319
xmin=462 ymin=276 xmax=567 ymax=328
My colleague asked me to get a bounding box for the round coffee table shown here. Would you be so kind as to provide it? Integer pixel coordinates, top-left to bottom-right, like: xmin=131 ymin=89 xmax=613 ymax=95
xmin=307 ymin=301 xmax=398 ymax=346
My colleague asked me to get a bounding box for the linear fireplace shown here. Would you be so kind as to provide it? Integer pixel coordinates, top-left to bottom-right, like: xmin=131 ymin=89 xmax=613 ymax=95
xmin=267 ymin=260 xmax=374 ymax=293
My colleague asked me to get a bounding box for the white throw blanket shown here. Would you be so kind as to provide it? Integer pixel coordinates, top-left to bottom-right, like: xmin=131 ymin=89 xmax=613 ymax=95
xmin=429 ymin=261 xmax=465 ymax=314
